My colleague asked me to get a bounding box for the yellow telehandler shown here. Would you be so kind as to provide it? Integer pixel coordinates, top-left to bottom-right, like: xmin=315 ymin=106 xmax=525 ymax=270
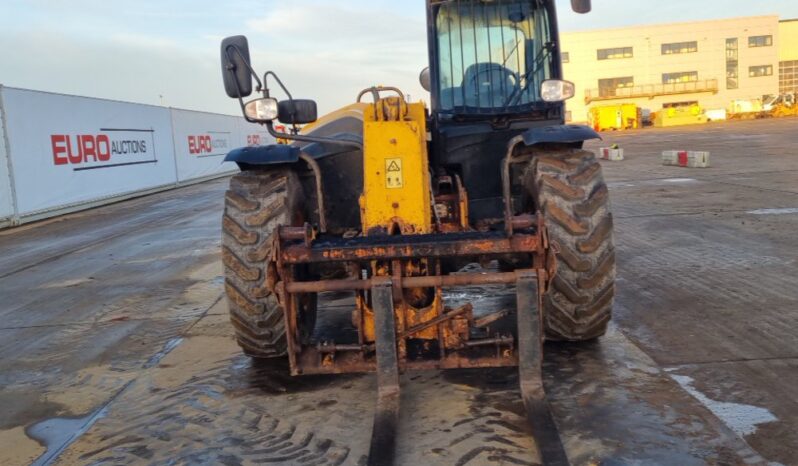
xmin=219 ymin=1 xmax=612 ymax=464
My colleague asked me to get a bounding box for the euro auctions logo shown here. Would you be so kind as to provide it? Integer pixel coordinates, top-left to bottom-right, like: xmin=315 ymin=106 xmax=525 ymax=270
xmin=246 ymin=134 xmax=262 ymax=146
xmin=188 ymin=133 xmax=229 ymax=157
xmin=51 ymin=128 xmax=157 ymax=171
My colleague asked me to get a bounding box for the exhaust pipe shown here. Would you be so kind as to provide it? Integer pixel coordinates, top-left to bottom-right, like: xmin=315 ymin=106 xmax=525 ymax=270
xmin=571 ymin=0 xmax=591 ymax=13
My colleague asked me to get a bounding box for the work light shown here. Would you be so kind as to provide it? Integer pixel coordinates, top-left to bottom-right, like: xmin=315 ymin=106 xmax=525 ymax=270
xmin=244 ymin=97 xmax=279 ymax=122
xmin=540 ymin=80 xmax=576 ymax=102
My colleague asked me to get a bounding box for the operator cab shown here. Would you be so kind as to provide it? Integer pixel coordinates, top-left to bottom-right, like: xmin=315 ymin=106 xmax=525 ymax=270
xmin=435 ymin=1 xmax=552 ymax=113
xmin=426 ymin=0 xmax=577 ymax=120
xmin=423 ymin=0 xmax=586 ymax=221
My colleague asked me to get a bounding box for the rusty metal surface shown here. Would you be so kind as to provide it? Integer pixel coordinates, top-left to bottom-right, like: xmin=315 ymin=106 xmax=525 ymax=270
xmin=285 ymin=271 xmax=533 ymax=293
xmin=295 ymin=348 xmax=519 ymax=375
xmin=398 ymin=304 xmax=471 ymax=340
xmin=282 ymin=230 xmax=542 ymax=263
xmin=274 ymin=195 xmax=551 ymax=378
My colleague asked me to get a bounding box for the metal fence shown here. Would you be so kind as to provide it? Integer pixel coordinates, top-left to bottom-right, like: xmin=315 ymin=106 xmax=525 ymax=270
xmin=584 ymin=79 xmax=719 ymax=104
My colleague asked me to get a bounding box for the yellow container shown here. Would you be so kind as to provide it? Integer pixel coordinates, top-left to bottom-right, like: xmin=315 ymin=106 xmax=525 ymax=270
xmin=589 ymin=104 xmax=641 ymax=131
xmin=653 ymin=104 xmax=708 ymax=127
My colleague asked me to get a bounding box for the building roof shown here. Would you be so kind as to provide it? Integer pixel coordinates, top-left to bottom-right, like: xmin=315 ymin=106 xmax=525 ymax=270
xmin=562 ymin=15 xmax=780 ymax=36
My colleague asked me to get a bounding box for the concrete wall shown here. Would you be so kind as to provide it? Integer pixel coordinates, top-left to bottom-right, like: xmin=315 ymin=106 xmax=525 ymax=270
xmin=779 ymin=19 xmax=798 ymax=61
xmin=561 ymin=16 xmax=780 ymax=122
xmin=779 ymin=19 xmax=798 ymax=94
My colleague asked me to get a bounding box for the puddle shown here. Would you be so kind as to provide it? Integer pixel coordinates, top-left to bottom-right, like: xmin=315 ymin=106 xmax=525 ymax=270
xmin=670 ymin=374 xmax=777 ymax=437
xmin=27 ymin=406 xmax=107 ymax=466
xmin=26 ymin=336 xmax=188 ymax=464
xmin=611 ymin=178 xmax=699 ymax=188
xmin=144 ymin=337 xmax=184 ymax=368
xmin=658 ymin=178 xmax=698 ymax=184
xmin=38 ymin=277 xmax=95 ymax=289
xmin=747 ymin=208 xmax=798 ymax=215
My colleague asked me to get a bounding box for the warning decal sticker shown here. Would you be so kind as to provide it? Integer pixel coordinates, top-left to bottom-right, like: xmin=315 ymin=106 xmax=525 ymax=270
xmin=385 ymin=158 xmax=403 ymax=189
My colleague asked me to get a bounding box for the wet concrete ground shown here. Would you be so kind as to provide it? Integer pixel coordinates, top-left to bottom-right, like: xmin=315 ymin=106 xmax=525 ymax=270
xmin=0 ymin=118 xmax=796 ymax=465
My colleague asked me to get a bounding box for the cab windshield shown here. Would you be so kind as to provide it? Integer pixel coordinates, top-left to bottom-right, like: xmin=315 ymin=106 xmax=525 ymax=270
xmin=435 ymin=1 xmax=554 ymax=114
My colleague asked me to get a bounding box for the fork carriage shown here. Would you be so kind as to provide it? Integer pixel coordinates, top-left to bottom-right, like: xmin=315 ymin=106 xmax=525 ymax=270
xmin=273 ymin=215 xmax=556 ymax=376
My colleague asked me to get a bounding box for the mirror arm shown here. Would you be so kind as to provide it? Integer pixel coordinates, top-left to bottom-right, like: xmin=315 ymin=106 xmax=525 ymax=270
xmin=265 ymin=121 xmax=363 ymax=150
xmin=224 ymin=45 xmax=263 ymax=92
xmin=263 ymin=71 xmax=293 ymax=100
xmin=263 ymin=71 xmax=303 ymax=133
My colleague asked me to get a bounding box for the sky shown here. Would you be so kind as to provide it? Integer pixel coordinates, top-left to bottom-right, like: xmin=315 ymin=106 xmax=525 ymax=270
xmin=1 ymin=0 xmax=796 ymax=116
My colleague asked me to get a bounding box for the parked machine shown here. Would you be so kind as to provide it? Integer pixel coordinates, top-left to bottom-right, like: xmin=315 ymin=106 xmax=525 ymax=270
xmin=729 ymin=94 xmax=798 ymax=119
xmin=589 ymin=103 xmax=641 ymax=131
xmin=219 ymin=0 xmax=613 ymax=464
xmin=653 ymin=104 xmax=708 ymax=127
xmin=763 ymin=93 xmax=798 ymax=118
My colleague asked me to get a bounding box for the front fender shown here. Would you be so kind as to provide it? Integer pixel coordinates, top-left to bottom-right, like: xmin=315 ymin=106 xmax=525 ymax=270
xmin=224 ymin=144 xmax=300 ymax=167
xmin=520 ymin=124 xmax=601 ymax=147
xmin=224 ymin=132 xmax=363 ymax=169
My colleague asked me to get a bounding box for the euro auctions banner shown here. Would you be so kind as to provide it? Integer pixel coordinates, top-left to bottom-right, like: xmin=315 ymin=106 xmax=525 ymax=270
xmin=0 ymin=100 xmax=14 ymax=220
xmin=1 ymin=87 xmax=177 ymax=216
xmin=170 ymin=109 xmax=241 ymax=183
xmin=237 ymin=118 xmax=276 ymax=149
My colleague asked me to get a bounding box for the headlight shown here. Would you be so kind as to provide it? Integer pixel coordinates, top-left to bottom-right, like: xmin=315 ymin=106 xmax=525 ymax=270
xmin=540 ymin=80 xmax=576 ymax=102
xmin=244 ymin=97 xmax=279 ymax=121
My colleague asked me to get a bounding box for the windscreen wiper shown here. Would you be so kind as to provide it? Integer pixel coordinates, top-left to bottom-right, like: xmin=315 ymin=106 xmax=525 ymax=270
xmin=502 ymin=42 xmax=555 ymax=111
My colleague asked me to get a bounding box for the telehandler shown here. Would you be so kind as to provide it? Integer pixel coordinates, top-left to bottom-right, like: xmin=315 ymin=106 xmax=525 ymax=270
xmin=219 ymin=1 xmax=613 ymax=464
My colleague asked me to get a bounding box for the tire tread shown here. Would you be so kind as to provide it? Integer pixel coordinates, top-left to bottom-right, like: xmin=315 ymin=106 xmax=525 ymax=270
xmin=223 ymin=170 xmax=302 ymax=358
xmin=523 ymin=147 xmax=616 ymax=341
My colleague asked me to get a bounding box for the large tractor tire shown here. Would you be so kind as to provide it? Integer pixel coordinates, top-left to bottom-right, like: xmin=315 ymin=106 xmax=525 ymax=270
xmin=523 ymin=147 xmax=615 ymax=341
xmin=222 ymin=170 xmax=316 ymax=358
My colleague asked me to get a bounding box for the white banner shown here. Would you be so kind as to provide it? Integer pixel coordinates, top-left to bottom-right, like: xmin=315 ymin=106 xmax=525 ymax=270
xmin=1 ymin=87 xmax=177 ymax=216
xmin=170 ymin=109 xmax=241 ymax=182
xmin=237 ymin=118 xmax=276 ymax=149
xmin=0 ymin=95 xmax=14 ymax=220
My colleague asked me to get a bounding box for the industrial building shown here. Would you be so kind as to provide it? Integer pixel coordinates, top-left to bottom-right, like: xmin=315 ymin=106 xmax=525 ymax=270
xmin=561 ymin=15 xmax=798 ymax=123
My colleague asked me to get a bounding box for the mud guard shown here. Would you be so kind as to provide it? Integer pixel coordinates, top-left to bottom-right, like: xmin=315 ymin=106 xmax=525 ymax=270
xmin=224 ymin=144 xmax=300 ymax=168
xmin=521 ymin=124 xmax=601 ymax=147
xmin=224 ymin=133 xmax=362 ymax=169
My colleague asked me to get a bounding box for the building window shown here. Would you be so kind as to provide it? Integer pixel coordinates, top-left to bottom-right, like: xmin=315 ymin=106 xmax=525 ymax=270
xmin=597 ymin=47 xmax=633 ymax=60
xmin=726 ymin=38 xmax=739 ymax=90
xmin=662 ymin=71 xmax=698 ymax=84
xmin=663 ymin=101 xmax=699 ymax=109
xmin=598 ymin=76 xmax=634 ymax=97
xmin=749 ymin=65 xmax=773 ymax=77
xmin=748 ymin=35 xmax=773 ymax=47
xmin=661 ymin=41 xmax=698 ymax=55
xmin=561 ymin=52 xmax=570 ymax=63
xmin=781 ymin=60 xmax=798 ymax=94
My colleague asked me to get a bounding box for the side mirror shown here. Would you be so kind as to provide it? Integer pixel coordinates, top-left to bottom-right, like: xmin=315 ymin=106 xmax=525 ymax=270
xmin=419 ymin=67 xmax=431 ymax=92
xmin=244 ymin=97 xmax=279 ymax=122
xmin=571 ymin=0 xmax=591 ymax=13
xmin=221 ymin=35 xmax=253 ymax=98
xmin=278 ymin=100 xmax=318 ymax=125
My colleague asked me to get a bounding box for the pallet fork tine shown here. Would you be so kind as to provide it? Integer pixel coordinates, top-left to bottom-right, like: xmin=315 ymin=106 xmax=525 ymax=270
xmin=364 ymin=271 xmax=569 ymax=466
xmin=367 ymin=277 xmax=400 ymax=466
xmin=516 ymin=271 xmax=570 ymax=465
